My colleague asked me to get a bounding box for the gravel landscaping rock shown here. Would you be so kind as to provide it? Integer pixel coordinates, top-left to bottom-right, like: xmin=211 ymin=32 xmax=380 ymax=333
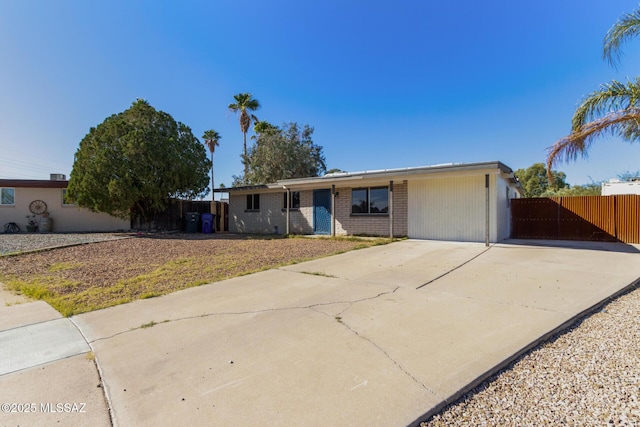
xmin=0 ymin=233 xmax=131 ymax=255
xmin=0 ymin=233 xmax=385 ymax=314
xmin=421 ymin=284 xmax=640 ymax=427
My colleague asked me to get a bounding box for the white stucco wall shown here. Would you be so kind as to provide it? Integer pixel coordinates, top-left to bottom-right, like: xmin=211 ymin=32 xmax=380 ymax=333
xmin=0 ymin=187 xmax=129 ymax=232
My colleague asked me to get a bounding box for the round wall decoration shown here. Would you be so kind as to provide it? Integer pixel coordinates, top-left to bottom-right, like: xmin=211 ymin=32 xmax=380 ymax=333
xmin=29 ymin=199 xmax=48 ymax=214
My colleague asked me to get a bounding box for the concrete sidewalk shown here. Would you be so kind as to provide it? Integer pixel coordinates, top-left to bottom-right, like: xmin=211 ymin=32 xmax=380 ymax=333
xmin=0 ymin=289 xmax=111 ymax=427
xmin=1 ymin=239 xmax=639 ymax=426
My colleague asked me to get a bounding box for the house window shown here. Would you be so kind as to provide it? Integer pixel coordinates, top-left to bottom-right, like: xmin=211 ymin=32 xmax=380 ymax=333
xmin=62 ymin=189 xmax=75 ymax=206
xmin=351 ymin=187 xmax=389 ymax=214
xmin=1 ymin=188 xmax=15 ymax=205
xmin=283 ymin=191 xmax=300 ymax=210
xmin=246 ymin=194 xmax=260 ymax=211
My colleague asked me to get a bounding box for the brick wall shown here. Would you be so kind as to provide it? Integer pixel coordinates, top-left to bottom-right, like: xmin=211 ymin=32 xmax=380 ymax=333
xmin=335 ymin=181 xmax=408 ymax=237
xmin=291 ymin=190 xmax=314 ymax=234
xmin=229 ymin=192 xmax=285 ymax=234
xmin=230 ymin=182 xmax=408 ymax=237
xmin=230 ymin=191 xmax=315 ymax=234
xmin=393 ymin=181 xmax=408 ymax=236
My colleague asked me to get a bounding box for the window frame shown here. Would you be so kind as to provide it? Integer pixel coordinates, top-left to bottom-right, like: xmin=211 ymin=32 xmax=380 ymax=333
xmin=245 ymin=194 xmax=260 ymax=212
xmin=351 ymin=186 xmax=389 ymax=215
xmin=62 ymin=189 xmax=75 ymax=206
xmin=283 ymin=191 xmax=300 ymax=210
xmin=0 ymin=188 xmax=15 ymax=206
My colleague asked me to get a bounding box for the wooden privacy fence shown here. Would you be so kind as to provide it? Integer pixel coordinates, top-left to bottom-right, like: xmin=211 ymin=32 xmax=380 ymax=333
xmin=212 ymin=200 xmax=229 ymax=232
xmin=511 ymin=195 xmax=640 ymax=243
xmin=131 ymin=199 xmax=229 ymax=232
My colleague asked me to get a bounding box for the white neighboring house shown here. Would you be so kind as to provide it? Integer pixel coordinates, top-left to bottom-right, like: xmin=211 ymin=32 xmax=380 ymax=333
xmin=601 ymin=179 xmax=640 ymax=196
xmin=0 ymin=175 xmax=130 ymax=232
xmin=218 ymin=161 xmax=523 ymax=243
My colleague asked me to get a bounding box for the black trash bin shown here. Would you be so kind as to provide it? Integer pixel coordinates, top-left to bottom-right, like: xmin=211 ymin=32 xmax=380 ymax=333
xmin=185 ymin=212 xmax=200 ymax=233
xmin=201 ymin=213 xmax=215 ymax=234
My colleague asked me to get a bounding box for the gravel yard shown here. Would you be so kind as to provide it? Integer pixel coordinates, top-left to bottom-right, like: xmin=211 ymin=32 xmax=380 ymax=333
xmin=0 ymin=233 xmax=389 ymax=315
xmin=421 ymin=284 xmax=640 ymax=426
xmin=0 ymin=232 xmax=131 ymax=255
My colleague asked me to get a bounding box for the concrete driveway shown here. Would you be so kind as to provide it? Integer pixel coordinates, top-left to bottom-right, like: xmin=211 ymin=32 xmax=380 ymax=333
xmin=2 ymin=239 xmax=640 ymax=426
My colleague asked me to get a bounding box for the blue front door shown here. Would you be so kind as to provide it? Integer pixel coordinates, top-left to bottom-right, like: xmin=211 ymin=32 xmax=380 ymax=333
xmin=313 ymin=189 xmax=331 ymax=235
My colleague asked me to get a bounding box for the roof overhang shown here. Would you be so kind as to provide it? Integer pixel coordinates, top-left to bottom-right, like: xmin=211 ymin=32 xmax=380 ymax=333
xmin=0 ymin=179 xmax=68 ymax=188
xmin=216 ymin=161 xmax=523 ymax=193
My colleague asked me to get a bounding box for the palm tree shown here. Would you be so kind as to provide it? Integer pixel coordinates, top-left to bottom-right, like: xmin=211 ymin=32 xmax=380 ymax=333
xmin=546 ymin=6 xmax=640 ymax=180
xmin=228 ymin=93 xmax=260 ymax=176
xmin=602 ymin=7 xmax=640 ymax=68
xmin=202 ymin=129 xmax=221 ymax=201
xmin=253 ymin=120 xmax=278 ymax=136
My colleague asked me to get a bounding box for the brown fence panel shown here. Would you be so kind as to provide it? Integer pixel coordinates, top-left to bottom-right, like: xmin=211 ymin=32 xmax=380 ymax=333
xmin=132 ymin=200 xmax=214 ymax=231
xmin=212 ymin=201 xmax=229 ymax=232
xmin=181 ymin=200 xmax=212 ymax=216
xmin=511 ymin=198 xmax=559 ymax=239
xmin=131 ymin=199 xmax=184 ymax=230
xmin=615 ymin=195 xmax=640 ymax=243
xmin=558 ymin=196 xmax=616 ymax=241
xmin=511 ymin=195 xmax=640 ymax=243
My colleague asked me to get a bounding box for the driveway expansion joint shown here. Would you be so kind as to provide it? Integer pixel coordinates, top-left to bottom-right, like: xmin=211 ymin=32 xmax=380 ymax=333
xmin=416 ymin=244 xmax=494 ymax=290
xmin=67 ymin=317 xmax=116 ymax=426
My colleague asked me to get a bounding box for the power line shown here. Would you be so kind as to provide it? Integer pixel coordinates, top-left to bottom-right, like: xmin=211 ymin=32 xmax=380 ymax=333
xmin=0 ymin=158 xmax=71 ymax=179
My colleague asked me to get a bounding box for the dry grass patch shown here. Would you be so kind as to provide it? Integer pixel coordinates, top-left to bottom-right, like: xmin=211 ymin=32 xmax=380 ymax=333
xmin=0 ymin=234 xmax=394 ymax=316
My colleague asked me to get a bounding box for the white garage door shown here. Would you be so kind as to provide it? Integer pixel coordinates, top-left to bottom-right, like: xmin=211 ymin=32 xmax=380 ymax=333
xmin=408 ymin=175 xmax=485 ymax=241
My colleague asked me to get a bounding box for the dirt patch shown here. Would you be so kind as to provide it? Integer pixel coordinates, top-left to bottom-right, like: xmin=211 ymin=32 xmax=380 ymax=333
xmin=0 ymin=234 xmax=390 ymax=315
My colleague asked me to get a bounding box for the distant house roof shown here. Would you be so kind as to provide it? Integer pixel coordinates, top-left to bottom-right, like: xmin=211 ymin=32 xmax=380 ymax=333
xmin=601 ymin=179 xmax=640 ymax=196
xmin=0 ymin=179 xmax=68 ymax=188
xmin=216 ymin=161 xmax=522 ymax=193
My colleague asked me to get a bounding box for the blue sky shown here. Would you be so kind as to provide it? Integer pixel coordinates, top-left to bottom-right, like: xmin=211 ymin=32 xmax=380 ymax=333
xmin=2 ymin=0 xmax=640 ymax=196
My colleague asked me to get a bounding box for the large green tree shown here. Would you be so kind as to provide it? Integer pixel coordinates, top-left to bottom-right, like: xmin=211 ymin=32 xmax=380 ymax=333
xmin=68 ymin=99 xmax=211 ymax=222
xmin=228 ymin=93 xmax=260 ymax=176
xmin=544 ymin=183 xmax=601 ymax=197
xmin=515 ymin=163 xmax=569 ymax=197
xmin=547 ymin=6 xmax=640 ymax=179
xmin=233 ymin=122 xmax=326 ymax=186
xmin=202 ymin=129 xmax=221 ymax=200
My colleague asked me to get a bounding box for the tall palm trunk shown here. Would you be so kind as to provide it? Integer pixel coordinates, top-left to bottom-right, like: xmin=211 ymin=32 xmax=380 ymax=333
xmin=229 ymin=93 xmax=260 ymax=181
xmin=242 ymin=131 xmax=247 ymax=176
xmin=240 ymin=110 xmax=251 ymax=176
xmin=201 ymin=129 xmax=221 ymax=220
xmin=211 ymin=151 xmax=216 ymax=202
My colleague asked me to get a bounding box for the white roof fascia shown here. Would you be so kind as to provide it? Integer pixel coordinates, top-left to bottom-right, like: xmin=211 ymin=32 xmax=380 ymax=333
xmin=280 ymin=162 xmax=513 ymax=190
xmin=222 ymin=161 xmax=516 ymax=193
